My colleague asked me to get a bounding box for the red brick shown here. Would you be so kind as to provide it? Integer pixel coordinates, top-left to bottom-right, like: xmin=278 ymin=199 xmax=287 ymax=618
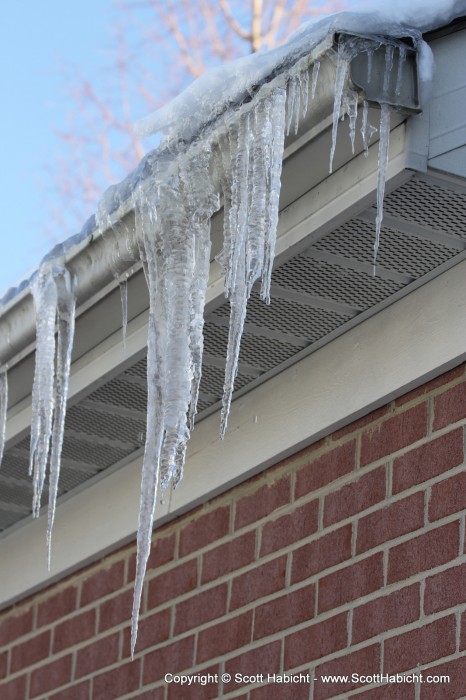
xmin=99 ymin=588 xmax=133 ymax=632
xmin=179 ymin=506 xmax=230 ymax=557
xmin=360 ymin=403 xmax=427 ymax=466
xmin=284 ymin=612 xmax=347 ymax=668
xmin=30 ymin=654 xmax=72 ymax=697
xmin=433 ymin=381 xmax=466 ymax=430
xmin=128 ymin=532 xmax=176 ymax=582
xmin=429 ymin=470 xmax=466 ymax=521
xmin=0 ymin=651 xmax=7 ymax=680
xmin=11 ymin=630 xmax=51 ymax=673
xmin=387 ymin=521 xmax=459 ymax=584
xmin=250 ymin=683 xmax=310 ymax=699
xmin=49 ymin=681 xmax=90 ymax=700
xmin=174 ymin=583 xmax=228 ymax=635
xmin=225 ymin=641 xmax=281 ymax=689
xmin=352 ymin=584 xmax=420 ymax=644
xmin=393 ymin=429 xmax=463 ymax=494
xmin=395 ymin=364 xmax=465 ymax=406
xmin=384 ymin=615 xmax=455 ymax=674
xmin=75 ymin=632 xmax=120 ymax=678
xmin=421 ymin=656 xmax=466 ymax=699
xmin=197 ymin=611 xmax=252 ymax=663
xmin=319 ymin=553 xmax=384 ymax=614
xmin=201 ymin=531 xmax=256 ymax=584
xmin=315 ymin=644 xmax=380 ymax=699
xmin=134 ymin=607 xmax=171 ymax=651
xmin=461 ymin=611 xmax=466 ymax=651
xmin=0 ymin=675 xmax=27 ymax=700
xmin=254 ymin=584 xmax=314 ymax=640
xmin=167 ymin=665 xmax=220 ymax=700
xmin=291 ymin=525 xmax=352 ymax=583
xmin=230 ymin=556 xmax=287 ymax=610
xmin=80 ymin=560 xmax=125 ymax=606
xmin=143 ymin=636 xmax=195 ymax=684
xmin=53 ymin=609 xmax=96 ymax=653
xmin=134 ymin=690 xmax=165 ymax=700
xmin=93 ymin=659 xmax=141 ymax=700
xmin=425 ymin=563 xmax=466 ymax=615
xmin=352 ymin=684 xmax=415 ymax=699
xmin=357 ymin=492 xmax=424 ymax=554
xmin=260 ymin=499 xmax=319 ymax=556
xmin=295 ymin=440 xmax=356 ymax=498
xmin=147 ymin=558 xmax=198 ymax=608
xmin=0 ymin=606 xmax=33 ymax=645
xmin=332 ymin=405 xmax=390 ymax=440
xmin=323 ymin=467 xmax=386 ymax=528
xmin=148 ymin=532 xmax=177 ymax=568
xmin=37 ymin=585 xmax=78 ymax=626
xmin=235 ymin=475 xmax=291 ymax=529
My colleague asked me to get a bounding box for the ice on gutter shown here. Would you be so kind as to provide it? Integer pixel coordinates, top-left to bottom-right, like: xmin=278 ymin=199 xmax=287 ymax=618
xmin=2 ymin=0 xmax=466 ymax=655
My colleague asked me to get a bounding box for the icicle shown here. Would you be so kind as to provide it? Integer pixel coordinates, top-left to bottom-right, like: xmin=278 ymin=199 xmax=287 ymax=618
xmin=47 ymin=268 xmax=76 ymax=569
xmin=395 ymin=44 xmax=408 ymax=97
xmin=360 ymin=100 xmax=378 ymax=156
xmin=131 ymin=183 xmax=165 ymax=659
xmin=373 ymin=103 xmax=391 ymax=273
xmin=120 ymin=278 xmax=128 ymax=353
xmin=30 ymin=266 xmax=58 ymax=517
xmin=383 ymin=45 xmax=395 ymax=97
xmin=131 ymin=146 xmax=219 ymax=657
xmin=220 ymin=87 xmax=286 ymax=437
xmin=311 ymin=60 xmax=320 ymax=99
xmin=301 ymin=68 xmax=309 ymax=119
xmin=0 ymin=367 xmax=7 ymax=466
xmin=96 ymin=198 xmax=138 ymax=351
xmin=286 ymin=75 xmax=297 ymax=136
xmin=347 ymin=90 xmax=358 ymax=154
xmin=261 ymin=88 xmax=286 ymax=303
xmin=330 ymin=40 xmax=351 ymax=173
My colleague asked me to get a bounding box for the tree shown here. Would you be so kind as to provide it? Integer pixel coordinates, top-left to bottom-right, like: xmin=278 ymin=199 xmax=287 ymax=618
xmin=50 ymin=0 xmax=343 ymax=237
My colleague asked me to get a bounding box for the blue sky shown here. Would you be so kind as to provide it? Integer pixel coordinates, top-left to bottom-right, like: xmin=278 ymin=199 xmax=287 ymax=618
xmin=1 ymin=0 xmax=116 ymax=295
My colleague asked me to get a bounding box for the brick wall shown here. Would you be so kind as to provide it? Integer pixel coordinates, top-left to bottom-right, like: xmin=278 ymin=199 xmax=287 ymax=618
xmin=1 ymin=363 xmax=466 ymax=699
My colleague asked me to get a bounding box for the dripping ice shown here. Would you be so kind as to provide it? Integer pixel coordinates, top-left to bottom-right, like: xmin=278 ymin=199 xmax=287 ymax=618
xmin=30 ymin=265 xmax=76 ymax=566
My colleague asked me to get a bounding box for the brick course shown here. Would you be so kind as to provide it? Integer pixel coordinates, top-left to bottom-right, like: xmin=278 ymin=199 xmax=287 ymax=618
xmin=1 ymin=363 xmax=465 ymax=699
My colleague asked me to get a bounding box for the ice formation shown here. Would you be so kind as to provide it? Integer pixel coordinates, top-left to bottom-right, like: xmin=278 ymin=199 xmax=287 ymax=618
xmin=0 ymin=367 xmax=7 ymax=466
xmin=2 ymin=0 xmax=465 ymax=657
xmin=29 ymin=265 xmax=76 ymax=565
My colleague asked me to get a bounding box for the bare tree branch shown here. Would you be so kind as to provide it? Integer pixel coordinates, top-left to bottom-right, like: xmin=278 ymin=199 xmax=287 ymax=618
xmin=49 ymin=0 xmax=343 ymax=236
xmin=219 ymin=0 xmax=252 ymax=41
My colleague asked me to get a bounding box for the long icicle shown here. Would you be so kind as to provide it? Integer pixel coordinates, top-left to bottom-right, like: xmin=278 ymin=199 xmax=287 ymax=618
xmin=47 ymin=268 xmax=76 ymax=569
xmin=373 ymin=103 xmax=391 ymax=272
xmin=30 ymin=266 xmax=58 ymax=517
xmin=0 ymin=367 xmax=7 ymax=466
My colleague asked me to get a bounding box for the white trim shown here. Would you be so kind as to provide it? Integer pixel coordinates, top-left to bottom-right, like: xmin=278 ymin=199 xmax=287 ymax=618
xmin=1 ymin=258 xmax=466 ymax=608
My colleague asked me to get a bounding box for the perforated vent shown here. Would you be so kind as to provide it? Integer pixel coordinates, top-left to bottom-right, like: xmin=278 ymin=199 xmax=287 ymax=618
xmin=383 ymin=177 xmax=466 ymax=238
xmin=1 ymin=172 xmax=465 ymax=532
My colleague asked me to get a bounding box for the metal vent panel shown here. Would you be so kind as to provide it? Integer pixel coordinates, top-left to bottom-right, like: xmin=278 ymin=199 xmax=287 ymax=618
xmin=273 ymin=255 xmax=404 ymax=309
xmin=313 ymin=218 xmax=459 ymax=277
xmin=383 ymin=177 xmax=466 ymax=238
xmin=1 ymin=172 xmax=465 ymax=533
xmin=87 ymin=378 xmax=147 ymax=412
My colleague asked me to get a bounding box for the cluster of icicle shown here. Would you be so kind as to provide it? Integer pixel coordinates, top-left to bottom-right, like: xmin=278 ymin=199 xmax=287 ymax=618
xmin=0 ymin=34 xmax=410 ymax=656
xmin=30 ymin=266 xmax=76 ymax=568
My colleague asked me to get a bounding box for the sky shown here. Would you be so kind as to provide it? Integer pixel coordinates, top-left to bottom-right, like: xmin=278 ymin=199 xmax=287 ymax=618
xmin=1 ymin=0 xmax=116 ymax=296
